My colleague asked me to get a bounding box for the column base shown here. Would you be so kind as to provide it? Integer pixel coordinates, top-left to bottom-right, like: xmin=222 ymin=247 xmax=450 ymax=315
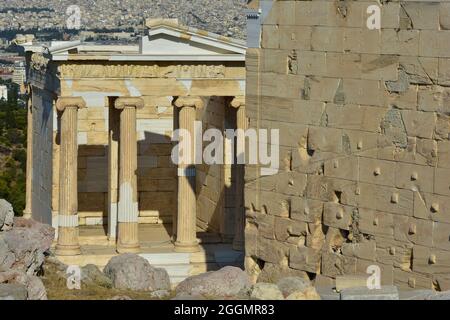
xmin=116 ymin=222 xmax=140 ymax=254
xmin=174 ymin=241 xmax=200 ymax=253
xmin=116 ymin=243 xmax=140 ymax=254
xmin=22 ymin=209 xmax=32 ymax=219
xmin=55 ymin=244 xmax=81 ymax=256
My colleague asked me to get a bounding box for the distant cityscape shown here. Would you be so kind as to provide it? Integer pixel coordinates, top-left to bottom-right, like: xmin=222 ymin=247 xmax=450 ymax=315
xmin=0 ymin=0 xmax=247 ymax=100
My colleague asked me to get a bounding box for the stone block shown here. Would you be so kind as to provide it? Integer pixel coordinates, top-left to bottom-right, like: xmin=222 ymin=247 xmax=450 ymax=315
xmin=343 ymin=78 xmax=385 ymax=106
xmin=412 ymin=245 xmax=450 ymax=274
xmin=274 ymin=217 xmax=307 ymax=242
xmin=434 ymin=168 xmax=450 ymax=197
xmin=432 ymin=221 xmax=450 ymax=252
xmin=419 ymin=30 xmax=450 ymax=58
xmin=375 ymin=237 xmax=412 ymax=270
xmin=361 ymin=54 xmax=399 ymax=81
xmin=292 ymin=100 xmax=326 ymax=126
xmin=259 ymin=190 xmax=290 ymax=217
xmin=321 ymin=251 xmax=356 ymax=278
xmin=359 ymin=29 xmax=381 ymax=54
xmin=279 ymin=26 xmax=311 ymax=50
xmin=342 ymin=241 xmax=377 ymax=261
xmin=324 ymin=156 xmax=359 ymax=181
xmin=262 ymin=49 xmax=290 ymax=74
xmin=295 ymin=1 xmax=328 ymax=27
xmin=289 ymin=245 xmax=321 ymax=274
xmin=413 ymin=192 xmax=450 ymax=224
xmin=308 ymin=127 xmax=343 ymax=153
xmin=358 ymin=208 xmax=394 ymax=238
xmin=325 ymin=103 xmax=387 ymax=132
xmin=257 ymin=237 xmax=288 ymax=265
xmin=359 ymin=157 xmax=396 ymax=187
xmin=438 ymin=58 xmax=450 ymax=86
xmin=393 ymin=216 xmax=433 ymax=247
xmin=401 ymin=110 xmax=436 ymax=139
xmin=290 ymin=198 xmax=323 ymax=223
xmin=326 ymin=53 xmax=362 ymax=79
xmin=402 ymin=2 xmax=440 ymax=30
xmin=381 ymin=2 xmax=400 ymax=29
xmin=335 ymin=275 xmax=367 ymax=292
xmin=261 ymin=25 xmax=279 ymax=49
xmin=306 ymin=220 xmax=325 ymax=250
xmin=418 ymin=85 xmax=450 ymax=113
xmin=381 ymin=30 xmax=419 ymax=56
xmin=340 ymin=286 xmax=399 ymax=300
xmin=355 ymin=183 xmax=414 ymax=216
xmin=297 ymin=51 xmax=327 ymax=77
xmin=433 ymin=274 xmax=450 ymax=291
xmin=394 ymin=268 xmax=434 ymax=290
xmin=438 ymin=140 xmax=450 ymax=169
xmin=323 ymin=202 xmax=353 ymax=231
xmin=394 ymin=162 xmax=434 ymax=193
xmin=311 ymin=26 xmax=344 ymax=52
xmin=305 ymin=76 xmax=342 ymax=103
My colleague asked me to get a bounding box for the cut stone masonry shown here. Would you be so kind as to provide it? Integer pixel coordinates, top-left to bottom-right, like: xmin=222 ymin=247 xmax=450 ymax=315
xmin=245 ymin=0 xmax=450 ymax=291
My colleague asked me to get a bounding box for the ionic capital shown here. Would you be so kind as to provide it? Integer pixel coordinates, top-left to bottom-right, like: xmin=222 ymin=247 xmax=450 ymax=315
xmin=173 ymin=96 xmax=205 ymax=109
xmin=115 ymin=97 xmax=144 ymax=110
xmin=56 ymin=97 xmax=86 ymax=112
xmin=230 ymin=96 xmax=245 ymax=109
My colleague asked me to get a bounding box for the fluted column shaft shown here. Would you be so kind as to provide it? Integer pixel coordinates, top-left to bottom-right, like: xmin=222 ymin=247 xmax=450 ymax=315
xmin=115 ymin=97 xmax=143 ymax=253
xmin=231 ymin=97 xmax=246 ymax=251
xmin=173 ymin=97 xmax=203 ymax=253
xmin=23 ymin=90 xmax=33 ymax=219
xmin=55 ymin=97 xmax=85 ymax=256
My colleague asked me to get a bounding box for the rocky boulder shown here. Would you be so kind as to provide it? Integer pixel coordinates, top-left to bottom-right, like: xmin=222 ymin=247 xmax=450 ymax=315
xmin=0 ymin=200 xmax=14 ymax=232
xmin=286 ymin=287 xmax=321 ymax=300
xmin=250 ymin=283 xmax=284 ymax=300
xmin=257 ymin=262 xmax=309 ymax=284
xmin=81 ymin=264 xmax=112 ymax=288
xmin=0 ymin=218 xmax=54 ymax=274
xmin=0 ymin=283 xmax=27 ymax=300
xmin=277 ymin=277 xmax=311 ymax=298
xmin=103 ymin=254 xmax=170 ymax=292
xmin=0 ymin=269 xmax=47 ymax=300
xmin=176 ymin=266 xmax=251 ymax=298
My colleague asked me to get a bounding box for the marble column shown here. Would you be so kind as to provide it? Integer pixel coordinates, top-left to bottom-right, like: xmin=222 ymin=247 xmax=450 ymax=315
xmin=23 ymin=87 xmax=33 ymax=219
xmin=173 ymin=96 xmax=203 ymax=253
xmin=55 ymin=97 xmax=85 ymax=256
xmin=230 ymin=96 xmax=246 ymax=251
xmin=115 ymin=97 xmax=143 ymax=253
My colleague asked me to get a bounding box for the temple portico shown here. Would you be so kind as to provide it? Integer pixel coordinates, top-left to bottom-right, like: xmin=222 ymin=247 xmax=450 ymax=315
xmin=22 ymin=20 xmax=247 ymax=279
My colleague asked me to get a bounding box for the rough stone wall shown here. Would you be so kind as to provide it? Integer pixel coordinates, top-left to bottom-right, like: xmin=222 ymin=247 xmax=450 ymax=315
xmin=196 ymin=97 xmax=226 ymax=235
xmin=245 ymin=0 xmax=450 ymax=290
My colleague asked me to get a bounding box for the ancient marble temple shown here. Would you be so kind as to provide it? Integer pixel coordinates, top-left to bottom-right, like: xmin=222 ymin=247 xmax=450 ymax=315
xmin=22 ymin=20 xmax=246 ymax=277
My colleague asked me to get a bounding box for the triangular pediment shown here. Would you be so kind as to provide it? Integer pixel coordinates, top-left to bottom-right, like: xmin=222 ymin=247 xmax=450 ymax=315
xmin=141 ymin=19 xmax=246 ymax=56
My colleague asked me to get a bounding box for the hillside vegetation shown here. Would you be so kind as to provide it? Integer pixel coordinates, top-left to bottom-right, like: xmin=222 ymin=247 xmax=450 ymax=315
xmin=0 ymin=80 xmax=26 ymax=215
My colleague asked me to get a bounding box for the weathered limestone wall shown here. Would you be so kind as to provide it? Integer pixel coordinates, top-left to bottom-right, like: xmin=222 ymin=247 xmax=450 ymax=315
xmin=30 ymin=86 xmax=53 ymax=225
xmin=245 ymin=0 xmax=450 ymax=290
xmin=196 ymin=97 xmax=226 ymax=235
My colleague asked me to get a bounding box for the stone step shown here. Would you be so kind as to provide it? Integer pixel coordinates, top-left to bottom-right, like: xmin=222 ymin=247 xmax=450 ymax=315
xmin=139 ymin=253 xmax=190 ymax=265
